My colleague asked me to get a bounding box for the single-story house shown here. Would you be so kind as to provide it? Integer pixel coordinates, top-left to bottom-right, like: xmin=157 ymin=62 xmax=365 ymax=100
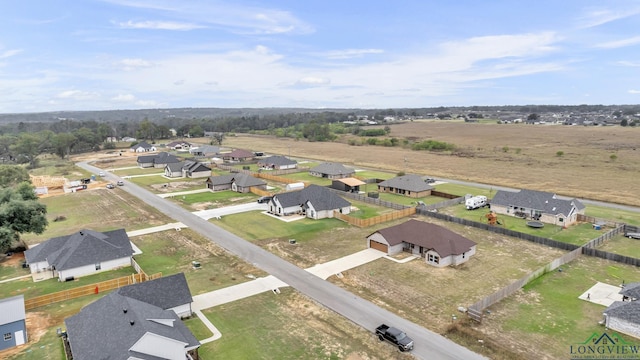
xmin=603 ymin=300 xmax=640 ymax=339
xmin=122 ymin=137 xmax=137 ymax=143
xmin=64 ymin=276 xmax=200 ymax=360
xmin=205 ymin=173 xmax=267 ymax=193
xmin=489 ymin=189 xmax=586 ymax=226
xmin=268 ymin=184 xmax=351 ymax=219
xmin=257 ymin=155 xmax=297 ymax=170
xmin=377 ymin=174 xmax=433 ymax=198
xmin=130 ymin=141 xmax=156 ymax=153
xmin=24 ymin=229 xmax=134 ymax=282
xmin=366 ymin=219 xmax=477 ymax=267
xmin=137 ymin=152 xmax=181 ymax=169
xmin=620 ymin=282 xmax=640 ymax=301
xmin=309 ymin=162 xmax=355 ymax=179
xmin=189 ymin=145 xmax=221 ymax=157
xmin=166 ymin=141 xmax=191 ymax=150
xmin=165 ymin=160 xmax=211 ymax=179
xmin=222 ymin=149 xmax=255 ymax=162
xmin=115 ymin=273 xmax=194 ymax=318
xmin=0 ymin=295 xmax=27 ymax=351
xmin=331 ymin=177 xmax=366 ymax=193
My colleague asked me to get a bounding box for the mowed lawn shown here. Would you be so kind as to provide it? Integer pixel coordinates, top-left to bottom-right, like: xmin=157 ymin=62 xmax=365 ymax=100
xmin=198 ymin=288 xmax=414 ymax=360
xmin=487 ymin=255 xmax=640 ymax=360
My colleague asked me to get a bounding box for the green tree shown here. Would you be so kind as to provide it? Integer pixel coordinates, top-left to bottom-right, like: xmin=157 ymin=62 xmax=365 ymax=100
xmin=211 ymin=133 xmax=225 ymax=145
xmin=190 ymin=125 xmax=204 ymax=137
xmin=0 ymin=182 xmax=48 ymax=252
xmin=527 ymin=113 xmax=539 ymax=121
xmin=10 ymin=133 xmax=43 ymax=168
xmin=53 ymin=132 xmax=77 ymax=159
xmin=620 ymin=119 xmax=628 ymax=127
xmin=0 ymin=165 xmax=30 ymax=187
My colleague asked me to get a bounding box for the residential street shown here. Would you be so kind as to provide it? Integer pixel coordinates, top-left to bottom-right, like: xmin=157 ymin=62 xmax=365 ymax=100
xmin=79 ymin=162 xmax=487 ymax=360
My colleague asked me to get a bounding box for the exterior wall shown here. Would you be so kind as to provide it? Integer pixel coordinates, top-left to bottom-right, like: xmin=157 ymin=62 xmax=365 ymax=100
xmin=57 ymin=256 xmax=131 ymax=281
xmin=208 ymin=183 xmax=231 ymax=191
xmin=0 ymin=320 xmax=27 ymax=350
xmin=425 ymin=250 xmax=449 ymax=268
xmin=450 ymin=245 xmax=476 ymax=266
xmin=165 ymin=169 xmax=182 ymax=178
xmin=606 ymin=316 xmax=640 ymax=339
xmin=138 ymin=162 xmax=154 ymax=168
xmin=188 ymin=171 xmax=211 ymax=179
xmin=377 ymin=187 xmax=431 ymax=198
xmin=491 ymin=204 xmax=580 ymax=226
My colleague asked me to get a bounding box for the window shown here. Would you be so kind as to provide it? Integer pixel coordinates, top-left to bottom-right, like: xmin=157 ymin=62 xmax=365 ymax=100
xmin=428 ymin=254 xmax=440 ymax=264
xmin=4 ymin=333 xmax=11 ymax=341
xmin=95 ymin=263 xmax=101 ymax=270
xmin=559 ymin=218 xmax=564 ymax=222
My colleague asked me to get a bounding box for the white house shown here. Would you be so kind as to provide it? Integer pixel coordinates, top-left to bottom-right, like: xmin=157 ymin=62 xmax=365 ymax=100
xmin=24 ymin=229 xmax=134 ymax=282
xmin=268 ymin=184 xmax=351 ymax=219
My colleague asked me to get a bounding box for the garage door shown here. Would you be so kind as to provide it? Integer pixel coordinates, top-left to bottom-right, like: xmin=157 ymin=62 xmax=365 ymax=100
xmin=369 ymin=240 xmax=388 ymax=253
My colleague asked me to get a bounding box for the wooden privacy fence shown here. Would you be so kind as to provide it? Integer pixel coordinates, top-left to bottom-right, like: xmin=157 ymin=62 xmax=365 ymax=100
xmin=334 ymin=207 xmax=416 ymax=227
xmin=24 ymin=272 xmax=162 ymax=310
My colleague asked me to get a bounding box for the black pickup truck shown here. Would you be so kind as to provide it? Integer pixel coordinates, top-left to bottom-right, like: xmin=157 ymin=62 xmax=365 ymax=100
xmin=376 ymin=324 xmax=414 ymax=352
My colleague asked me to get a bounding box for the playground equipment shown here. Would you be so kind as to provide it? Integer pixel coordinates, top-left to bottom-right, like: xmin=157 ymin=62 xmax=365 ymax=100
xmin=483 ymin=211 xmax=503 ymax=226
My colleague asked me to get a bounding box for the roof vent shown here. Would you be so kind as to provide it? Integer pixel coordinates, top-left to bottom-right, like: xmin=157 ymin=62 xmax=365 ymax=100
xmin=129 ymin=320 xmax=135 ymax=326
xmin=123 ymin=308 xmax=128 ymax=314
xmin=79 ymin=231 xmax=84 ymax=236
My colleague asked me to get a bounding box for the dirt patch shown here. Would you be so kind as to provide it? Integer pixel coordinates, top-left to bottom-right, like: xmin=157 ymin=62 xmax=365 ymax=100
xmin=0 ymin=252 xmax=25 ymax=267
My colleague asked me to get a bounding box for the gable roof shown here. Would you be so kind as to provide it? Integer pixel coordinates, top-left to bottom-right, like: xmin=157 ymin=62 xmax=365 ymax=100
xmin=258 ymin=155 xmax=297 ymax=167
xmin=225 ymin=149 xmax=254 ymax=159
xmin=25 ymin=229 xmax=134 ymax=271
xmin=273 ymin=184 xmax=351 ymax=211
xmin=206 ymin=173 xmax=266 ymax=187
xmin=490 ymin=189 xmax=585 ymax=216
xmin=165 ymin=162 xmax=184 ymax=172
xmin=131 ymin=141 xmax=153 ymax=150
xmin=604 ymin=300 xmax=640 ymax=324
xmin=377 ymin=174 xmax=434 ymax=192
xmin=183 ymin=160 xmax=210 ymax=173
xmin=0 ymin=295 xmax=25 ymax=326
xmin=65 ymin=291 xmax=199 ymax=360
xmin=309 ymin=162 xmax=355 ymax=176
xmin=116 ymin=273 xmax=193 ymax=310
xmin=371 ymin=219 xmax=476 ymax=257
xmin=154 ymin=152 xmax=181 ymax=165
xmin=334 ymin=177 xmax=366 ymax=187
xmin=189 ymin=145 xmax=220 ymax=155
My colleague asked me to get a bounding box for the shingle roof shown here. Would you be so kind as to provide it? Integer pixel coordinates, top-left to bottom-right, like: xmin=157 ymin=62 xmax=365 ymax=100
xmin=183 ymin=160 xmax=210 ymax=173
xmin=226 ymin=149 xmax=255 ymax=158
xmin=273 ymin=184 xmax=351 ymax=211
xmin=604 ymin=300 xmax=640 ymax=325
xmin=371 ymin=219 xmax=476 ymax=257
xmin=154 ymin=152 xmax=181 ymax=165
xmin=620 ymin=282 xmax=640 ymax=299
xmin=131 ymin=141 xmax=153 ymax=150
xmin=0 ymin=295 xmax=25 ymax=325
xmin=490 ymin=189 xmax=585 ymax=216
xmin=206 ymin=173 xmax=265 ymax=187
xmin=24 ymin=229 xmax=133 ymax=271
xmin=65 ymin=290 xmax=199 ymax=360
xmin=116 ymin=273 xmax=193 ymax=310
xmin=258 ymin=155 xmax=297 ymax=167
xmin=165 ymin=162 xmax=184 ymax=172
xmin=309 ymin=162 xmax=355 ymax=176
xmin=377 ymin=174 xmax=434 ymax=192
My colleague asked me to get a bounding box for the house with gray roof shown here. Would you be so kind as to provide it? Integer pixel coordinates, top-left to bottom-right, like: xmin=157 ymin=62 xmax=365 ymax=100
xmin=621 ymin=282 xmax=640 ymax=301
xmin=64 ymin=278 xmax=200 ymax=360
xmin=309 ymin=162 xmax=355 ymax=179
xmin=164 ymin=160 xmax=211 ymax=179
xmin=115 ymin=273 xmax=194 ymax=318
xmin=0 ymin=295 xmax=27 ymax=351
xmin=130 ymin=141 xmax=156 ymax=153
xmin=137 ymin=151 xmax=181 ymax=169
xmin=222 ymin=148 xmax=255 ymax=162
xmin=268 ymin=184 xmax=351 ymax=219
xmin=205 ymin=173 xmax=267 ymax=193
xmin=377 ymin=174 xmax=433 ymax=198
xmin=24 ymin=229 xmax=134 ymax=282
xmin=603 ymin=300 xmax=640 ymax=339
xmin=257 ymin=155 xmax=297 ymax=170
xmin=189 ymin=145 xmax=221 ymax=157
xmin=367 ymin=219 xmax=477 ymax=267
xmin=489 ymin=189 xmax=585 ymax=226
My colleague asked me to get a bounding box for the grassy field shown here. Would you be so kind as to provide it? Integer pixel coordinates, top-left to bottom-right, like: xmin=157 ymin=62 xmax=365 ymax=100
xmin=221 ymin=122 xmax=640 ymax=207
xmin=199 ymin=288 xmax=414 ymax=360
xmin=169 ymin=190 xmax=258 ymax=211
xmin=131 ymin=229 xmax=266 ymax=295
xmin=21 ymin=188 xmax=174 ymax=244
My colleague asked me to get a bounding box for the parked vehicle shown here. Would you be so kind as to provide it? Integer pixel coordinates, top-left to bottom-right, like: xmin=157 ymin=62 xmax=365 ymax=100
xmin=106 ymin=183 xmax=115 ymax=189
xmin=99 ymin=171 xmax=105 ymax=177
xmin=375 ymin=324 xmax=414 ymax=352
xmin=117 ymin=180 xmax=124 ymax=186
xmin=626 ymin=232 xmax=640 ymax=240
xmin=465 ymin=195 xmax=488 ymax=210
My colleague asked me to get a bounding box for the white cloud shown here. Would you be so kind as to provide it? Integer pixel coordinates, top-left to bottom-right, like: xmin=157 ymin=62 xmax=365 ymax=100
xmin=111 ymin=94 xmax=136 ymax=102
xmin=617 ymin=61 xmax=640 ymax=67
xmin=0 ymin=49 xmax=22 ymax=59
xmin=294 ymin=77 xmax=331 ymax=88
xmin=56 ymin=90 xmax=99 ymax=100
xmin=629 ymin=89 xmax=640 ymax=94
xmin=116 ymin=58 xmax=154 ymax=71
xmin=323 ymin=49 xmax=384 ymax=60
xmin=577 ymin=7 xmax=640 ymax=28
xmin=116 ymin=20 xmax=205 ymax=31
xmin=595 ymin=36 xmax=640 ymax=49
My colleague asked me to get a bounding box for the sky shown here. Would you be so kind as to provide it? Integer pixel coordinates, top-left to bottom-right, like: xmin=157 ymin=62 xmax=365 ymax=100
xmin=1 ymin=0 xmax=640 ymax=113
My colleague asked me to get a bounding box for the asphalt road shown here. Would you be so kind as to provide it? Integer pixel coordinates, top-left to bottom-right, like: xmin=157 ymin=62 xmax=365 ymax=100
xmin=80 ymin=163 xmax=486 ymax=360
